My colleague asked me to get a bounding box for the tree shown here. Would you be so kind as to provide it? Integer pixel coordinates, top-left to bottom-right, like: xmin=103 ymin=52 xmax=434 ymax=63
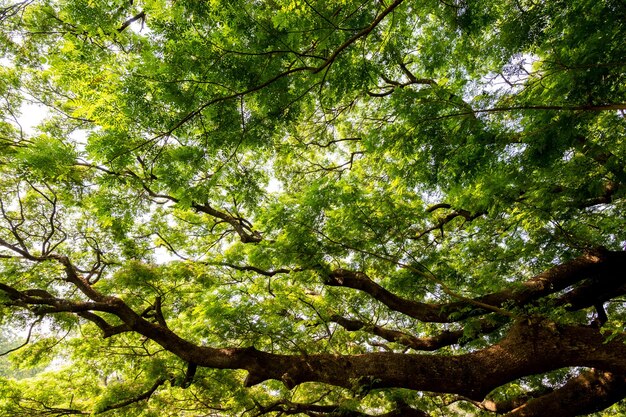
xmin=0 ymin=0 xmax=625 ymax=415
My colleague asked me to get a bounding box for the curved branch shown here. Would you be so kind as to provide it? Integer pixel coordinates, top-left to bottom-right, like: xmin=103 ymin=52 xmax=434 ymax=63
xmin=213 ymin=262 xmax=304 ymax=276
xmin=236 ymin=320 xmax=626 ymax=401
xmin=503 ymin=369 xmax=626 ymax=417
xmin=558 ymin=278 xmax=626 ymax=313
xmin=192 ymin=202 xmax=262 ymax=243
xmin=5 ymin=270 xmax=626 ymax=405
xmin=163 ymin=0 xmax=406 ymax=136
xmin=0 ymin=317 xmax=42 ymax=356
xmin=76 ymin=311 xmax=131 ymax=338
xmin=331 ymin=315 xmax=463 ymax=351
xmin=255 ymin=399 xmax=430 ymax=417
xmin=411 ymin=208 xmax=484 ymax=240
xmin=5 ymin=249 xmax=626 ymax=406
xmin=96 ymin=378 xmax=167 ymax=414
xmin=325 ymin=249 xmax=626 ymax=322
xmin=331 ymin=315 xmax=504 ymax=351
xmin=445 ymin=387 xmax=553 ymax=414
xmin=77 ymin=163 xmax=264 ymax=244
xmin=313 ymin=0 xmax=405 ymax=74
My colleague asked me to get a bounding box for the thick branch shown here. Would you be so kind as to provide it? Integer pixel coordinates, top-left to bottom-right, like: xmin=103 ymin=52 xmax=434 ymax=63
xmin=15 ymin=283 xmax=620 ymax=405
xmin=50 ymin=254 xmax=112 ymax=302
xmin=325 ymin=249 xmax=626 ymax=322
xmin=256 ymin=399 xmax=429 ymax=417
xmin=6 ymin=278 xmax=626 ymax=404
xmin=181 ymin=362 xmax=197 ymax=388
xmin=5 ymin=250 xmax=626 ymax=406
xmin=233 ymin=320 xmax=626 ymax=401
xmin=558 ymin=273 xmax=626 ymax=312
xmin=503 ymin=369 xmax=626 ymax=417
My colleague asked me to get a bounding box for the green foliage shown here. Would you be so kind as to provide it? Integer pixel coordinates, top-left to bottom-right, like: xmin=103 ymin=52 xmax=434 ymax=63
xmin=0 ymin=0 xmax=624 ymax=415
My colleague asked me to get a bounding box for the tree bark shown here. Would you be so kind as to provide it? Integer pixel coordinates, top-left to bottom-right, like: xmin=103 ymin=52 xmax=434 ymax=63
xmin=325 ymin=249 xmax=626 ymax=322
xmin=503 ymin=369 xmax=626 ymax=417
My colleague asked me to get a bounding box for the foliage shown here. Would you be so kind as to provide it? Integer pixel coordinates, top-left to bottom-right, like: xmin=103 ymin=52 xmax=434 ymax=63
xmin=0 ymin=0 xmax=625 ymax=416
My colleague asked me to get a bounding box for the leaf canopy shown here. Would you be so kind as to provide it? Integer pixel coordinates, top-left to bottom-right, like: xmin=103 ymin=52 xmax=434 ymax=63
xmin=0 ymin=0 xmax=625 ymax=416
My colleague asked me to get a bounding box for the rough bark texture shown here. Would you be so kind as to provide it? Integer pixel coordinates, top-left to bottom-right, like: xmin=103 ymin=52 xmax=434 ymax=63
xmin=3 ymin=246 xmax=626 ymax=415
xmin=503 ymin=370 xmax=626 ymax=417
xmin=326 ymin=249 xmax=626 ymax=322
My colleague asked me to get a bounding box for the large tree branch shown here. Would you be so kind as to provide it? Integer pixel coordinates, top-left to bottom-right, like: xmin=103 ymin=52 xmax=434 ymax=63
xmin=4 ymin=270 xmax=626 ymax=404
xmin=503 ymin=369 xmax=626 ymax=417
xmin=255 ymin=399 xmax=429 ymax=417
xmin=558 ymin=276 xmax=626 ymax=313
xmin=4 ymin=248 xmax=626 ymax=406
xmin=117 ymin=11 xmax=145 ymax=33
xmin=325 ymin=249 xmax=626 ymax=322
xmin=207 ymin=320 xmax=626 ymax=401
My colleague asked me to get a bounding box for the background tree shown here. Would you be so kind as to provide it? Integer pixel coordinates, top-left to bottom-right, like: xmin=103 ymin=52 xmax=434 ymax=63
xmin=0 ymin=0 xmax=625 ymax=415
